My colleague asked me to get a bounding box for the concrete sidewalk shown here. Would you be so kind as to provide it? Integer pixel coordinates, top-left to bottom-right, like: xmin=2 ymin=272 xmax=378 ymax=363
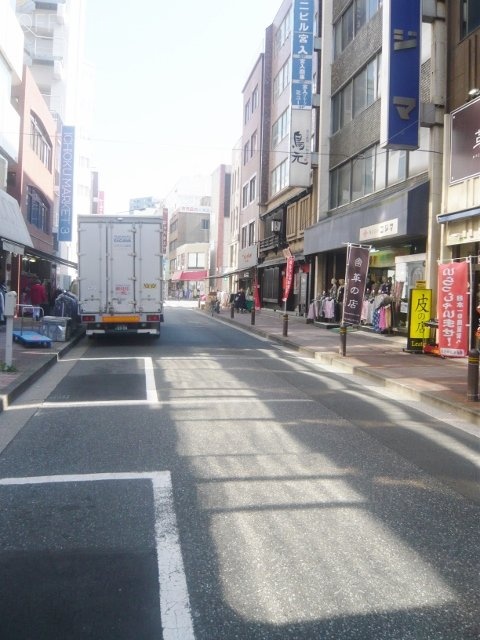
xmin=0 ymin=324 xmax=84 ymax=411
xmin=209 ymin=306 xmax=480 ymax=429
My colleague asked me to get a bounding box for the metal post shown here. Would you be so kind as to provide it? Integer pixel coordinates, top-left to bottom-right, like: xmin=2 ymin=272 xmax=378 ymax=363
xmin=467 ymin=349 xmax=479 ymax=401
xmin=230 ymin=303 xmax=234 ymax=319
xmin=4 ymin=291 xmax=17 ymax=368
xmin=251 ymin=306 xmax=255 ymax=325
xmin=339 ymin=323 xmax=347 ymax=357
xmin=282 ymin=313 xmax=288 ymax=337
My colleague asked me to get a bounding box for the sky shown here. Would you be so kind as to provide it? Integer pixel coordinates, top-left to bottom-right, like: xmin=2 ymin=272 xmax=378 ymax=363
xmin=84 ymin=0 xmax=283 ymax=214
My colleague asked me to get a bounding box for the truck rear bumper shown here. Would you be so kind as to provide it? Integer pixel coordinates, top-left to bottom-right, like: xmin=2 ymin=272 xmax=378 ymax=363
xmin=85 ymin=322 xmax=161 ymax=336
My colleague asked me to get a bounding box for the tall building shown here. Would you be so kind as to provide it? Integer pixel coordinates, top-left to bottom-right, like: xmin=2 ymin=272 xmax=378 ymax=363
xmin=16 ymin=0 xmax=91 ymax=286
xmin=437 ymin=0 xmax=480 ymax=348
xmin=209 ymin=164 xmax=231 ymax=293
xmin=305 ymin=0 xmax=437 ymax=334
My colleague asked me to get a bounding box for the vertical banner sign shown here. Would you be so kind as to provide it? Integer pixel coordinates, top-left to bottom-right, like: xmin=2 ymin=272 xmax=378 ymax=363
xmin=290 ymin=0 xmax=314 ymax=187
xmin=59 ymin=125 xmax=75 ymax=241
xmin=437 ymin=262 xmax=469 ymax=357
xmin=380 ymin=0 xmax=421 ymax=150
xmin=283 ymin=257 xmax=295 ymax=303
xmin=342 ymin=244 xmax=370 ymax=325
xmin=407 ymin=289 xmax=432 ymax=352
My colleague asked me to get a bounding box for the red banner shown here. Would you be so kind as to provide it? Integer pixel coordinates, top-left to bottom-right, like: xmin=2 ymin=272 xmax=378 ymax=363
xmin=282 ymin=257 xmax=295 ymax=303
xmin=437 ymin=262 xmax=469 ymax=357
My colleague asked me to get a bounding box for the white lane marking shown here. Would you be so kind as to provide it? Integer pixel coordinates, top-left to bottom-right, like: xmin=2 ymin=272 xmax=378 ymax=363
xmin=7 ymin=397 xmax=314 ymax=411
xmin=144 ymin=357 xmax=158 ymax=403
xmin=0 ymin=471 xmax=195 ymax=640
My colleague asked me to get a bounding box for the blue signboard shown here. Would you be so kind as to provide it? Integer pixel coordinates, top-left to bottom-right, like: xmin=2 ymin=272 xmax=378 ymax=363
xmin=380 ymin=0 xmax=421 ymax=150
xmin=291 ymin=0 xmax=314 ymax=110
xmin=58 ymin=125 xmax=75 ymax=242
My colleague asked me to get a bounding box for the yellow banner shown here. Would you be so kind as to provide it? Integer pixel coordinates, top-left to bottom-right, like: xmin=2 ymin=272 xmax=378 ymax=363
xmin=408 ymin=289 xmax=432 ymax=347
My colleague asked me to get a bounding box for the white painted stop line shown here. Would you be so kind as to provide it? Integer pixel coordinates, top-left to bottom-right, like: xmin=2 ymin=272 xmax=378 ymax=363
xmin=0 ymin=471 xmax=195 ymax=640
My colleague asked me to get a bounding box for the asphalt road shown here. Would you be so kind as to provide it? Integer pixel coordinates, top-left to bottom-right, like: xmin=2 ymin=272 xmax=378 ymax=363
xmin=0 ymin=303 xmax=478 ymax=639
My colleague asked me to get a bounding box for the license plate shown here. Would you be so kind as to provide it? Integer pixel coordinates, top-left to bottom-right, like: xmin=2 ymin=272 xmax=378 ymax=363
xmin=115 ymin=325 xmax=128 ymax=331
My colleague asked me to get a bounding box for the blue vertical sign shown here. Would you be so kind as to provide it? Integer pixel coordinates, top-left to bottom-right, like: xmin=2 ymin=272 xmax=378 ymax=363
xmin=380 ymin=0 xmax=421 ymax=150
xmin=291 ymin=0 xmax=314 ymax=110
xmin=58 ymin=125 xmax=75 ymax=241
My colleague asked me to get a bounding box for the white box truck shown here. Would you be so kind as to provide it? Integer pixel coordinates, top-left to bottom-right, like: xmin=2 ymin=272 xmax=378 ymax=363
xmin=78 ymin=214 xmax=164 ymax=337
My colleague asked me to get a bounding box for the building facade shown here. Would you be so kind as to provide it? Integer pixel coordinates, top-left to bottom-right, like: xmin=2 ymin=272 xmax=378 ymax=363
xmin=304 ymin=0 xmax=440 ymax=333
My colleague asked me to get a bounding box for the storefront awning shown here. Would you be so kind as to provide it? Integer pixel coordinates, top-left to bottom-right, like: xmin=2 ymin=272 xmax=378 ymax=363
xmin=171 ymin=270 xmax=207 ymax=281
xmin=0 ymin=189 xmax=33 ymax=253
xmin=436 ymin=206 xmax=480 ymax=224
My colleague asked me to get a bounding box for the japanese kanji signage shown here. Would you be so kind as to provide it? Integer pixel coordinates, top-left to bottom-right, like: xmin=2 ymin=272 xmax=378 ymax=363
xmin=290 ymin=109 xmax=312 ymax=187
xmin=380 ymin=0 xmax=421 ymax=150
xmin=407 ymin=289 xmax=432 ymax=352
xmin=342 ymin=245 xmax=370 ymax=325
xmin=437 ymin=262 xmax=469 ymax=357
xmin=291 ymin=0 xmax=314 ymax=110
xmin=289 ymin=0 xmax=314 ymax=187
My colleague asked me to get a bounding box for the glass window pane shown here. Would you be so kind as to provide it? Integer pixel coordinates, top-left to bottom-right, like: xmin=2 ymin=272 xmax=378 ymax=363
xmin=352 ymin=155 xmax=365 ymax=200
xmin=366 ymin=60 xmax=375 ymax=105
xmin=408 ymin=127 xmax=429 ymax=176
xmin=355 ymin=0 xmax=367 ymax=32
xmin=387 ymin=149 xmax=407 ymax=185
xmin=338 ymin=163 xmax=351 ymax=206
xmin=353 ymin=68 xmax=366 ymax=117
xmin=332 ymin=93 xmax=341 ymax=133
xmin=342 ymin=5 xmax=354 ymax=49
xmin=330 ymin=170 xmax=338 ymax=209
xmin=364 ymin=147 xmax=375 ymax=194
xmin=342 ymin=82 xmax=353 ymax=126
xmin=375 ymin=145 xmax=386 ymax=191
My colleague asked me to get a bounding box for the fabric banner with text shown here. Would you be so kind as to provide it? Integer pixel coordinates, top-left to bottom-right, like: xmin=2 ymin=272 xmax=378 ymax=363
xmin=342 ymin=245 xmax=370 ymax=325
xmin=437 ymin=261 xmax=469 ymax=357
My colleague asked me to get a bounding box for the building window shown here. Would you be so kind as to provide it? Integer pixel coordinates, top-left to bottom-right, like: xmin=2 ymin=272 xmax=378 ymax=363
xmin=273 ymin=58 xmax=291 ymax=101
xmin=244 ymin=99 xmax=251 ymax=124
xmin=248 ymin=221 xmax=255 ymax=245
xmin=250 ymin=131 xmax=257 ymax=158
xmin=329 ymin=138 xmax=424 ymax=210
xmin=243 ymin=140 xmax=250 ymax=165
xmin=274 ymin=8 xmax=292 ymax=54
xmin=333 ymin=0 xmax=383 ymax=59
xmin=272 ymin=108 xmax=290 ymax=148
xmin=251 ymin=85 xmax=259 ymax=111
xmin=188 ymin=252 xmax=205 ymax=268
xmin=461 ymin=0 xmax=480 ymax=38
xmin=331 ymin=54 xmax=381 ymax=134
xmin=30 ymin=113 xmax=52 ymax=171
xmin=201 ymin=218 xmax=210 ymax=230
xmin=27 ymin=186 xmax=49 ymax=232
xmin=241 ymin=225 xmax=248 ymax=249
xmin=242 ymin=183 xmax=249 ymax=208
xmin=271 ymin=159 xmax=289 ymax=196
xmin=249 ymin=175 xmax=256 ymax=203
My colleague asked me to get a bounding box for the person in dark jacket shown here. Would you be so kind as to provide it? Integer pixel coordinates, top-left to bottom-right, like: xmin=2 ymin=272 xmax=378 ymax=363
xmin=234 ymin=288 xmax=247 ymax=313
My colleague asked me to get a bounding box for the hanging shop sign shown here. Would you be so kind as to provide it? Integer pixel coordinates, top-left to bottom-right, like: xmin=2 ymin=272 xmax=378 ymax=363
xmin=380 ymin=0 xmax=421 ymax=150
xmin=437 ymin=261 xmax=469 ymax=357
xmin=342 ymin=244 xmax=370 ymax=325
xmin=407 ymin=288 xmax=432 ymax=352
xmin=58 ymin=125 xmax=75 ymax=242
xmin=450 ymin=96 xmax=480 ymax=183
